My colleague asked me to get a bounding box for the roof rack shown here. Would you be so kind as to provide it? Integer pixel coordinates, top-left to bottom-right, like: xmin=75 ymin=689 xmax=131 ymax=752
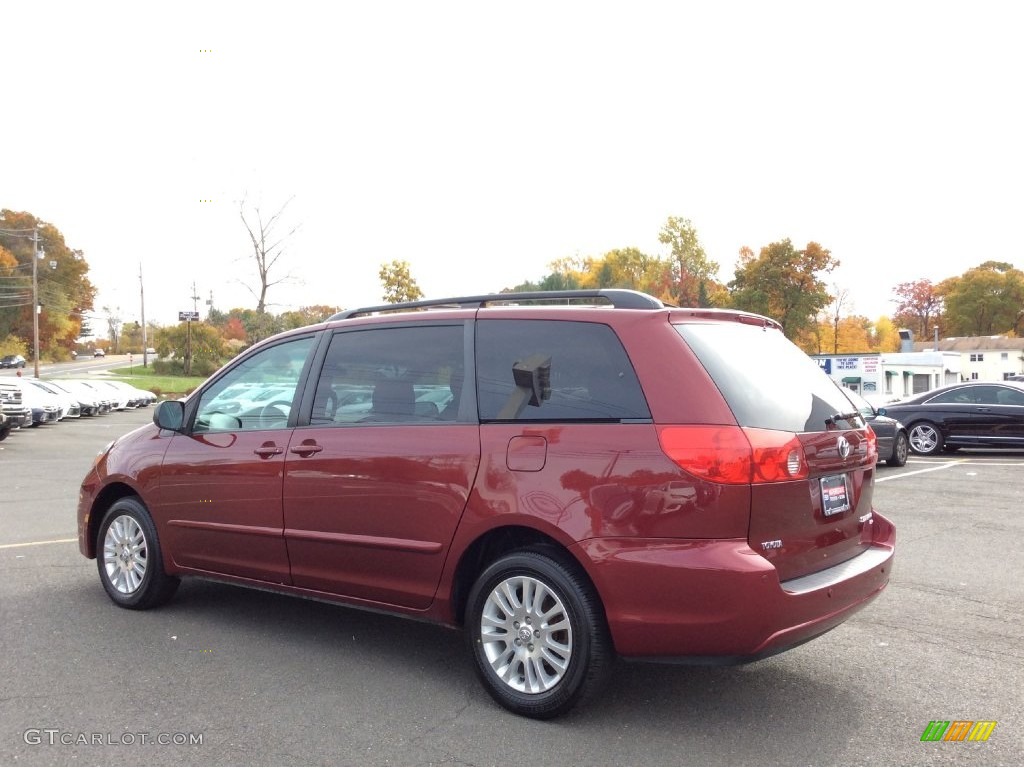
xmin=328 ymin=289 xmax=666 ymax=320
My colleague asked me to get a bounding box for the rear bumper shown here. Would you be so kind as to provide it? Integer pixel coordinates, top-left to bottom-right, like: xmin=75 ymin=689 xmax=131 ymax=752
xmin=574 ymin=511 xmax=895 ymax=660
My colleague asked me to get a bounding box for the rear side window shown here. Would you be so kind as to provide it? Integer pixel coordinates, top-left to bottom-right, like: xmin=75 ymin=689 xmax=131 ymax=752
xmin=476 ymin=320 xmax=650 ymax=422
xmin=675 ymin=322 xmax=862 ymax=433
xmin=312 ymin=324 xmax=465 ymax=424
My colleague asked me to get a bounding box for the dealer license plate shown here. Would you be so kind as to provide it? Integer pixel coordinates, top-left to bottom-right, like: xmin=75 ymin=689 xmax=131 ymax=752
xmin=820 ymin=473 xmax=851 ymax=517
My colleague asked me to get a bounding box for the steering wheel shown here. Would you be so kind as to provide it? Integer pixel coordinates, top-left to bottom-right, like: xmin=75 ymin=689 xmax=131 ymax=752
xmin=258 ymin=400 xmax=293 ymax=427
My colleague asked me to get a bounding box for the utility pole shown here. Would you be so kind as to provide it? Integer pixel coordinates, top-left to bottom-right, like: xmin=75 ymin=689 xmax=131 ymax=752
xmin=140 ymin=264 xmax=148 ymax=368
xmin=31 ymin=226 xmax=41 ymax=378
xmin=185 ymin=282 xmax=201 ymax=376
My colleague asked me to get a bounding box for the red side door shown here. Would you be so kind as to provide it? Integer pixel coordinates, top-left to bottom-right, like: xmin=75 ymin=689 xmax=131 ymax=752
xmin=281 ymin=322 xmax=478 ymax=609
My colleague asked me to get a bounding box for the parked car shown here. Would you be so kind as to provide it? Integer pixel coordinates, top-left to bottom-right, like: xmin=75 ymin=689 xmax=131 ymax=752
xmin=28 ymin=380 xmax=81 ymax=419
xmin=1 ymin=354 xmax=27 ymax=369
xmin=12 ymin=380 xmax=61 ymax=425
xmin=93 ymin=349 xmax=106 ymax=357
xmin=880 ymin=381 xmax=1024 ymax=455
xmin=0 ymin=381 xmax=33 ymax=428
xmin=840 ymin=388 xmax=909 ymax=467
xmin=104 ymin=380 xmax=157 ymax=408
xmin=78 ymin=289 xmax=896 ymax=719
xmin=48 ymin=379 xmax=105 ymax=416
xmin=0 ymin=410 xmax=11 ymax=442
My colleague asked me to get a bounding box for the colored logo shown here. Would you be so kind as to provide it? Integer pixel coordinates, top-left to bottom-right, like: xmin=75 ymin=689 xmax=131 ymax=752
xmin=920 ymin=721 xmax=997 ymax=742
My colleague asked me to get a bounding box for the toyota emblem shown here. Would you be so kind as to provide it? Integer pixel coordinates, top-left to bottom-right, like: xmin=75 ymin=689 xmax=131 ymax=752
xmin=837 ymin=436 xmax=851 ymax=459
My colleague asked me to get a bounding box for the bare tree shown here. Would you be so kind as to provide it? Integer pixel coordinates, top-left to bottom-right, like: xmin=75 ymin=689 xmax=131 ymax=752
xmin=829 ymin=285 xmax=850 ymax=354
xmin=239 ymin=195 xmax=300 ymax=314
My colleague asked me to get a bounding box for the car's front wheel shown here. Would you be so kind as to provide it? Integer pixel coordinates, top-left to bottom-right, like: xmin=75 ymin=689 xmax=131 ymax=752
xmin=466 ymin=548 xmax=612 ymax=719
xmin=96 ymin=497 xmax=179 ymax=610
xmin=887 ymin=430 xmax=910 ymax=466
xmin=908 ymin=422 xmax=944 ymax=455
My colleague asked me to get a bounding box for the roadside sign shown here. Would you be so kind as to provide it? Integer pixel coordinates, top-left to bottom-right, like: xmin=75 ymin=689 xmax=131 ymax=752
xmin=178 ymin=311 xmax=200 ymax=321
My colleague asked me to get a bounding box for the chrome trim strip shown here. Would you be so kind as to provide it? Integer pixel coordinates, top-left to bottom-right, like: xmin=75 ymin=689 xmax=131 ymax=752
xmin=781 ymin=545 xmax=892 ymax=595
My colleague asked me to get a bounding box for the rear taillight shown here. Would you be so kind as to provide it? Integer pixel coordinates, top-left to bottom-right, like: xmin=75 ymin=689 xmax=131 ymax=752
xmin=865 ymin=425 xmax=878 ymax=463
xmin=657 ymin=426 xmax=809 ymax=485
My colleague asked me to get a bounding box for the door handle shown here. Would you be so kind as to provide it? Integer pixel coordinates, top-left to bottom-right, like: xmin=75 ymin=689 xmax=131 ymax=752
xmin=254 ymin=445 xmax=284 ymax=458
xmin=289 ymin=443 xmax=324 ymax=457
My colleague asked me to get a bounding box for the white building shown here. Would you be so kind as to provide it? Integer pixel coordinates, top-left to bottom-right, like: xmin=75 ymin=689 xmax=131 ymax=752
xmin=813 ymin=331 xmax=1024 ymax=404
xmin=911 ymin=336 xmax=1024 ymax=382
xmin=811 ymin=350 xmax=960 ymax=404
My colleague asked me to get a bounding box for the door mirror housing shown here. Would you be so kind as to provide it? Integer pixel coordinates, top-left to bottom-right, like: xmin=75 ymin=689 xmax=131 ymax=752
xmin=153 ymin=400 xmax=185 ymax=432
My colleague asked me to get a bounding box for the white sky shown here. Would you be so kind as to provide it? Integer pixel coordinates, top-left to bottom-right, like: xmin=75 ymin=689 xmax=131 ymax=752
xmin=2 ymin=1 xmax=1022 ymax=332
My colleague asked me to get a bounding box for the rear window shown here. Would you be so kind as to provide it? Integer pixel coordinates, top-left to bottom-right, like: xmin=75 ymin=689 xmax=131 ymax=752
xmin=675 ymin=322 xmax=863 ymax=433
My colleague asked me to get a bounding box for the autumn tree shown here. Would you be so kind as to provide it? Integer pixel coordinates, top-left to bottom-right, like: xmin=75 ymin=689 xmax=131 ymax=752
xmin=0 ymin=210 xmax=96 ymax=361
xmin=728 ymin=239 xmax=839 ymax=342
xmin=873 ymin=316 xmax=901 ymax=352
xmin=658 ymin=216 xmax=720 ymax=306
xmin=583 ymin=248 xmax=665 ymax=292
xmin=891 ymin=279 xmax=943 ymax=338
xmin=939 ymin=261 xmax=1024 ymax=336
xmin=280 ymin=305 xmax=342 ymax=330
xmin=379 ymin=260 xmax=423 ymax=303
xmin=239 ymin=195 xmax=299 ymax=314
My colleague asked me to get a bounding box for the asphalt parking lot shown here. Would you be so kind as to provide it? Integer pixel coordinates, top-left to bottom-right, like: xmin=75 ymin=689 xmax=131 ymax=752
xmin=1 ymin=409 xmax=1021 ymax=766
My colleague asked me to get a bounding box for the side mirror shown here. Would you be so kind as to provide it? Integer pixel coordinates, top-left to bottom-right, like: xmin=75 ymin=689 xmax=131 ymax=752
xmin=877 ymin=407 xmax=888 ymax=416
xmin=153 ymin=400 xmax=185 ymax=432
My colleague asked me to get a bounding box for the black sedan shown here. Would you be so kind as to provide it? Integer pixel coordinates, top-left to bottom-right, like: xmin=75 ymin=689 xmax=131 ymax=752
xmin=842 ymin=388 xmax=909 ymax=466
xmin=0 ymin=354 xmax=26 ymax=369
xmin=879 ymin=382 xmax=1024 ymax=455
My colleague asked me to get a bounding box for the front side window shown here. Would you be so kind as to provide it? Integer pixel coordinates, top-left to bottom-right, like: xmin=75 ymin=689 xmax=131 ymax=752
xmin=193 ymin=336 xmax=315 ymax=432
xmin=475 ymin=320 xmax=649 ymax=422
xmin=311 ymin=324 xmax=465 ymax=425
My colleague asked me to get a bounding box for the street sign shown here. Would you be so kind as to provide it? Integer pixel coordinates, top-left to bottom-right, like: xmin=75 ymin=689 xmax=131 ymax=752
xmin=178 ymin=311 xmax=200 ymax=321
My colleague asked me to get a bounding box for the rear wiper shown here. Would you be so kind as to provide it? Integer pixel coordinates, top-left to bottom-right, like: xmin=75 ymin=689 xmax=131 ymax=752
xmin=826 ymin=411 xmax=861 ymax=427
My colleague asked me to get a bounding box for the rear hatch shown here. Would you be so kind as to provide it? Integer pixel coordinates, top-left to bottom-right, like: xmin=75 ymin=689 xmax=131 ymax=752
xmin=673 ymin=320 xmax=877 ymax=582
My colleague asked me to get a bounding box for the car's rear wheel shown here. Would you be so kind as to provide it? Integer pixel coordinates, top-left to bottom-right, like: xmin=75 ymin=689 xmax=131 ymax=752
xmin=466 ymin=548 xmax=612 ymax=719
xmin=886 ymin=431 xmax=909 ymax=466
xmin=908 ymin=422 xmax=943 ymax=455
xmin=97 ymin=497 xmax=179 ymax=610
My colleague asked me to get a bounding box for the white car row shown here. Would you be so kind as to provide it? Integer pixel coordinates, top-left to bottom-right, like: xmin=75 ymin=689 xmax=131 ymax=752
xmin=0 ymin=378 xmax=156 ymax=433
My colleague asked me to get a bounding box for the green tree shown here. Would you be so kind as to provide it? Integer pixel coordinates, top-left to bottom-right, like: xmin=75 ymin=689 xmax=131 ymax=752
xmin=235 ymin=307 xmax=284 ymax=344
xmin=939 ymin=261 xmax=1024 ymax=336
xmin=728 ymin=239 xmax=839 ymax=342
xmin=154 ymin=322 xmax=228 ymax=375
xmin=379 ymin=260 xmax=424 ymax=303
xmin=658 ymin=216 xmax=720 ymax=306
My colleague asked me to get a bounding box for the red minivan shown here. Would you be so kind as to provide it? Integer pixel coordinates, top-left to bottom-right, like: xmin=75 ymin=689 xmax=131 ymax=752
xmin=78 ymin=290 xmax=895 ymax=718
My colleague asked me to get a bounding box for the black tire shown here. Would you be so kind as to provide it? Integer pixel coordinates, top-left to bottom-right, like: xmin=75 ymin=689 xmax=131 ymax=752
xmin=908 ymin=421 xmax=944 ymax=455
xmin=886 ymin=430 xmax=909 ymax=467
xmin=96 ymin=497 xmax=179 ymax=610
xmin=465 ymin=548 xmax=613 ymax=719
